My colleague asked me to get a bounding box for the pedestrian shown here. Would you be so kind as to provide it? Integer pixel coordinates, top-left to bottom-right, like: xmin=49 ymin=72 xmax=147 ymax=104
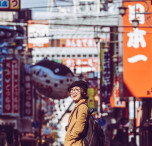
xmin=64 ymin=80 xmax=89 ymax=146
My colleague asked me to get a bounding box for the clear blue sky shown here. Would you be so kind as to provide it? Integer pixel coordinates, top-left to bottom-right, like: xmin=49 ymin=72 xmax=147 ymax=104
xmin=21 ymin=0 xmax=72 ymax=9
xmin=21 ymin=0 xmax=48 ymax=9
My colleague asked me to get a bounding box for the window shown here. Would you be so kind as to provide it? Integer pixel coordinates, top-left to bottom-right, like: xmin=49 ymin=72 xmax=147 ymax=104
xmin=77 ymin=54 xmax=81 ymax=57
xmin=83 ymin=54 xmax=87 ymax=57
xmin=50 ymin=39 xmax=61 ymax=47
xmin=72 ymin=54 xmax=75 ymax=58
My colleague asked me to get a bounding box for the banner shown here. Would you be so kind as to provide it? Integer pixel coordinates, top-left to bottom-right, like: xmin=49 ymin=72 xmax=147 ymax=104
xmin=2 ymin=59 xmax=12 ymax=114
xmin=12 ymin=59 xmax=19 ymax=113
xmin=123 ymin=1 xmax=152 ymax=97
xmin=23 ymin=66 xmax=33 ymax=117
xmin=2 ymin=59 xmax=20 ymax=115
xmin=61 ymin=58 xmax=98 ymax=73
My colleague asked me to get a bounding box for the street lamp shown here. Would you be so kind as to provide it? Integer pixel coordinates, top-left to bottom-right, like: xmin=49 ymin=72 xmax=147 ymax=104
xmin=94 ymin=36 xmax=100 ymax=45
xmin=103 ymin=42 xmax=110 ymax=53
xmin=118 ymin=5 xmax=127 ymax=16
xmin=132 ymin=18 xmax=139 ymax=28
xmin=112 ymin=55 xmax=120 ymax=63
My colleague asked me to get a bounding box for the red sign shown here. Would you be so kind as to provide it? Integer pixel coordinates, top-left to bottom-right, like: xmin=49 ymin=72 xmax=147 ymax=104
xmin=61 ymin=58 xmax=98 ymax=72
xmin=23 ymin=69 xmax=33 ymax=117
xmin=2 ymin=59 xmax=12 ymax=113
xmin=110 ymin=75 xmax=126 ymax=108
xmin=61 ymin=38 xmax=106 ymax=48
xmin=123 ymin=1 xmax=152 ymax=97
xmin=2 ymin=59 xmax=20 ymax=115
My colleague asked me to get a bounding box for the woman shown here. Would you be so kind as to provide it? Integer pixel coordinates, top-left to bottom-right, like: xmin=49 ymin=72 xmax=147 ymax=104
xmin=64 ymin=80 xmax=89 ymax=146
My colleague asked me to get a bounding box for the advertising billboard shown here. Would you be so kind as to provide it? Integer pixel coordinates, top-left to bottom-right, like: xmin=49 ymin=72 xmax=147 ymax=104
xmin=123 ymin=1 xmax=152 ymax=97
xmin=28 ymin=20 xmax=49 ymax=48
xmin=61 ymin=58 xmax=98 ymax=73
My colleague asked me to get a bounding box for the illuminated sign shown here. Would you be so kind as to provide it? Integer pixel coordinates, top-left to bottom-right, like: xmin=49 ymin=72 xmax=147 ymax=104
xmin=2 ymin=59 xmax=20 ymax=115
xmin=0 ymin=0 xmax=20 ymax=11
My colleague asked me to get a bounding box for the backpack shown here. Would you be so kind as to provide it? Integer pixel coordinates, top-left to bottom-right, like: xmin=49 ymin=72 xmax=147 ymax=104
xmin=76 ymin=104 xmax=105 ymax=146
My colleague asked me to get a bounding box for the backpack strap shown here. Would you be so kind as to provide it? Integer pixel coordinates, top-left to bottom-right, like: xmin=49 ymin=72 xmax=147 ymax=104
xmin=76 ymin=103 xmax=88 ymax=118
xmin=76 ymin=103 xmax=94 ymax=118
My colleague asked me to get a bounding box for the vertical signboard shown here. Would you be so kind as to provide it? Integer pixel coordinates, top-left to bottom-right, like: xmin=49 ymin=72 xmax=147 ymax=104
xmin=110 ymin=27 xmax=126 ymax=108
xmin=28 ymin=20 xmax=49 ymax=48
xmin=23 ymin=66 xmax=33 ymax=117
xmin=2 ymin=59 xmax=20 ymax=115
xmin=12 ymin=59 xmax=19 ymax=114
xmin=123 ymin=1 xmax=152 ymax=97
xmin=2 ymin=59 xmax=13 ymax=114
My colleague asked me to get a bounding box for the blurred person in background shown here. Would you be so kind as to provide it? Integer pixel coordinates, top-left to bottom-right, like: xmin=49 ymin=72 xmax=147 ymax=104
xmin=64 ymin=80 xmax=89 ymax=146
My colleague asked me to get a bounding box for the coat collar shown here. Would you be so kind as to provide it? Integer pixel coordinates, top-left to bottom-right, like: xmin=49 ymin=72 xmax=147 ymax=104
xmin=68 ymin=99 xmax=86 ymax=123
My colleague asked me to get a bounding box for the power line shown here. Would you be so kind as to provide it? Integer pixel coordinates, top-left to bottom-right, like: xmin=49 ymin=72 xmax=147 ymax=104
xmin=21 ymin=1 xmax=121 ymax=10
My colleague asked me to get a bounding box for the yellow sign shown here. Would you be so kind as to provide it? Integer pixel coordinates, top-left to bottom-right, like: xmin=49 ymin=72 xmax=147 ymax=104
xmin=0 ymin=0 xmax=20 ymax=11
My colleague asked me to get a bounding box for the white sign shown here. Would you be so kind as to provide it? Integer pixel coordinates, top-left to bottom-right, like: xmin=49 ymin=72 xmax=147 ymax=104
xmin=28 ymin=20 xmax=49 ymax=48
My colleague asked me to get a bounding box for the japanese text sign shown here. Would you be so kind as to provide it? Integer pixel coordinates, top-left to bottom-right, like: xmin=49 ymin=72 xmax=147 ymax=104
xmin=2 ymin=59 xmax=20 ymax=115
xmin=23 ymin=67 xmax=33 ymax=117
xmin=61 ymin=38 xmax=97 ymax=48
xmin=2 ymin=59 xmax=12 ymax=113
xmin=0 ymin=0 xmax=20 ymax=11
xmin=123 ymin=1 xmax=152 ymax=97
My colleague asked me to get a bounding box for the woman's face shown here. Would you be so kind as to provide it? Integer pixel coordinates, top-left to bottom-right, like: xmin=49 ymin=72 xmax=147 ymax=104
xmin=70 ymin=86 xmax=82 ymax=102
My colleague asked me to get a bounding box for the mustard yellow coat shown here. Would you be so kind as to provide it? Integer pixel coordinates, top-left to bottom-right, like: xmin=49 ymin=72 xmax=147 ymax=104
xmin=64 ymin=99 xmax=88 ymax=146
